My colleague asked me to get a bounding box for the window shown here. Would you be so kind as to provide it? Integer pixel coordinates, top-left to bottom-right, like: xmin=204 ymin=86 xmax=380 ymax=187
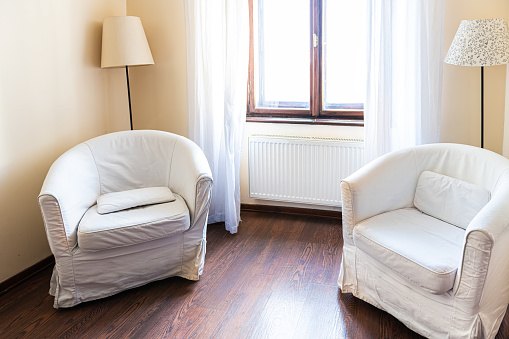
xmin=247 ymin=0 xmax=366 ymax=125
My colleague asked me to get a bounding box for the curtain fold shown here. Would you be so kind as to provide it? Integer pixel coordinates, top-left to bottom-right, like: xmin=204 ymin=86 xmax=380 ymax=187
xmin=365 ymin=0 xmax=445 ymax=163
xmin=184 ymin=0 xmax=249 ymax=233
xmin=504 ymin=66 xmax=509 ymax=158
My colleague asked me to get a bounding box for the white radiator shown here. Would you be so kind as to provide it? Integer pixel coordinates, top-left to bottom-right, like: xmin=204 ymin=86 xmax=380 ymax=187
xmin=248 ymin=135 xmax=364 ymax=207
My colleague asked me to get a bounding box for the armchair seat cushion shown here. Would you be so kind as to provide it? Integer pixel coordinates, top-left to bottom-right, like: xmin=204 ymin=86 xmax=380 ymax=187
xmin=353 ymin=207 xmax=465 ymax=294
xmin=78 ymin=194 xmax=190 ymax=252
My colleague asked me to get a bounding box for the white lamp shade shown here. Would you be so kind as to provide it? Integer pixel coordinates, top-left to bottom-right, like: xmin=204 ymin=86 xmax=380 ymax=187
xmin=444 ymin=18 xmax=509 ymax=67
xmin=101 ymin=16 xmax=154 ymax=68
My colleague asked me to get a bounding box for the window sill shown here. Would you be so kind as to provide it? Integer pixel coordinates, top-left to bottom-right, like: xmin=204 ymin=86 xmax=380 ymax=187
xmin=246 ymin=115 xmax=364 ymax=127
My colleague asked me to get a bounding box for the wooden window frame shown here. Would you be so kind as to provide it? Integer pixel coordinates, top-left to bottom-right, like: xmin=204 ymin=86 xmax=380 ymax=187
xmin=247 ymin=0 xmax=364 ymax=126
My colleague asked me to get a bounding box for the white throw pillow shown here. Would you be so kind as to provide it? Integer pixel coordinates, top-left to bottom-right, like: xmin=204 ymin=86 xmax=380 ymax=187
xmin=97 ymin=186 xmax=176 ymax=214
xmin=414 ymin=171 xmax=490 ymax=229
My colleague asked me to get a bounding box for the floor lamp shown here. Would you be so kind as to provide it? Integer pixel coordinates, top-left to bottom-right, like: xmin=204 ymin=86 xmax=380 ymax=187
xmin=101 ymin=16 xmax=154 ymax=130
xmin=444 ymin=18 xmax=509 ymax=149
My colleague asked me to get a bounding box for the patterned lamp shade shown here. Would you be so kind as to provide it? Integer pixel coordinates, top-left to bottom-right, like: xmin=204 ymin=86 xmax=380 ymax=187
xmin=445 ymin=18 xmax=509 ymax=67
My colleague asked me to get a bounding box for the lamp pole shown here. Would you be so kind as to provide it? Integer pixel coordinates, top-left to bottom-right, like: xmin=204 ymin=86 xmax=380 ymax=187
xmin=126 ymin=66 xmax=133 ymax=131
xmin=481 ymin=66 xmax=484 ymax=149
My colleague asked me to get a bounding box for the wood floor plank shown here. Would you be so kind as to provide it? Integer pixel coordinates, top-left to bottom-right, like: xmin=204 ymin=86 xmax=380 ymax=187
xmin=210 ymin=273 xmax=276 ymax=338
xmin=496 ymin=306 xmax=509 ymax=339
xmin=0 ymin=210 xmax=507 ymax=339
xmin=170 ymin=306 xmax=221 ymax=338
xmin=249 ymin=240 xmax=322 ymax=338
xmin=127 ymin=280 xmax=201 ymax=338
xmin=249 ymin=284 xmax=309 ymax=339
xmin=294 ymin=284 xmax=347 ymax=339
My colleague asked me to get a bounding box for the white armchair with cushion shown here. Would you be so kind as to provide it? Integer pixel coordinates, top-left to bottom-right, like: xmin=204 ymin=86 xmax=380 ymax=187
xmin=339 ymin=143 xmax=509 ymax=338
xmin=38 ymin=130 xmax=213 ymax=308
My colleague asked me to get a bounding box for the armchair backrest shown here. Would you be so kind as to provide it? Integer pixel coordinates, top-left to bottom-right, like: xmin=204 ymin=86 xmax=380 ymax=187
xmin=413 ymin=143 xmax=509 ymax=194
xmin=347 ymin=143 xmax=509 ymax=228
xmin=84 ymin=130 xmax=178 ymax=194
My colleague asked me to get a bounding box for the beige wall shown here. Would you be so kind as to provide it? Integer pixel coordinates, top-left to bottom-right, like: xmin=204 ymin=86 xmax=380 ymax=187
xmin=125 ymin=0 xmax=509 ymax=212
xmin=0 ymin=0 xmax=126 ymax=283
xmin=124 ymin=1 xmax=365 ymax=210
xmin=4 ymin=0 xmax=509 ymax=283
xmin=442 ymin=0 xmax=509 ymax=154
xmin=127 ymin=0 xmax=188 ymax=137
xmin=244 ymin=1 xmax=509 ymax=207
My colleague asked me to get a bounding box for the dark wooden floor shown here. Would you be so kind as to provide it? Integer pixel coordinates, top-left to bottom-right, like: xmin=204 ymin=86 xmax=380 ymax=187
xmin=1 ymin=211 xmax=508 ymax=338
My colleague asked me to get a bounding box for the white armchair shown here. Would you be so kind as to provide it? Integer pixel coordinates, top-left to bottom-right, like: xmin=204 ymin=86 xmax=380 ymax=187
xmin=339 ymin=143 xmax=509 ymax=338
xmin=38 ymin=130 xmax=213 ymax=308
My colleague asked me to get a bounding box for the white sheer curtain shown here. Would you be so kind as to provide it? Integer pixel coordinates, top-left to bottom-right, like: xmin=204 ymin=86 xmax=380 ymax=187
xmin=183 ymin=0 xmax=249 ymax=233
xmin=504 ymin=66 xmax=509 ymax=158
xmin=365 ymin=0 xmax=445 ymax=163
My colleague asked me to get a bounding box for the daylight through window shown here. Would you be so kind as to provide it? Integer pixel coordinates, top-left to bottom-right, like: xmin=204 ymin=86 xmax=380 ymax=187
xmin=248 ymin=0 xmax=367 ymax=124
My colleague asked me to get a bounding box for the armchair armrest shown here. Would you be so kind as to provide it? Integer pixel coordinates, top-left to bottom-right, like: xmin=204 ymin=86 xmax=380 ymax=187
xmin=453 ymin=172 xmax=509 ymax=312
xmin=341 ymin=148 xmax=419 ymax=243
xmin=169 ymin=137 xmax=213 ymax=227
xmin=38 ymin=144 xmax=100 ymax=255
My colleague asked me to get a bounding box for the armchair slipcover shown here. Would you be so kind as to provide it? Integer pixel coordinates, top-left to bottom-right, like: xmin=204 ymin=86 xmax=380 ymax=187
xmin=38 ymin=130 xmax=213 ymax=308
xmin=339 ymin=143 xmax=509 ymax=338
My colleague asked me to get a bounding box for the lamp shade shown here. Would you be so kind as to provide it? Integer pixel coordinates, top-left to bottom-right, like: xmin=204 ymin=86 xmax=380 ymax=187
xmin=101 ymin=16 xmax=154 ymax=68
xmin=444 ymin=18 xmax=509 ymax=67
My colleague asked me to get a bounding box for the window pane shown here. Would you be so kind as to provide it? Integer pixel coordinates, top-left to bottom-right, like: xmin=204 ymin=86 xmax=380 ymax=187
xmin=323 ymin=0 xmax=366 ymax=109
xmin=255 ymin=0 xmax=310 ymax=108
